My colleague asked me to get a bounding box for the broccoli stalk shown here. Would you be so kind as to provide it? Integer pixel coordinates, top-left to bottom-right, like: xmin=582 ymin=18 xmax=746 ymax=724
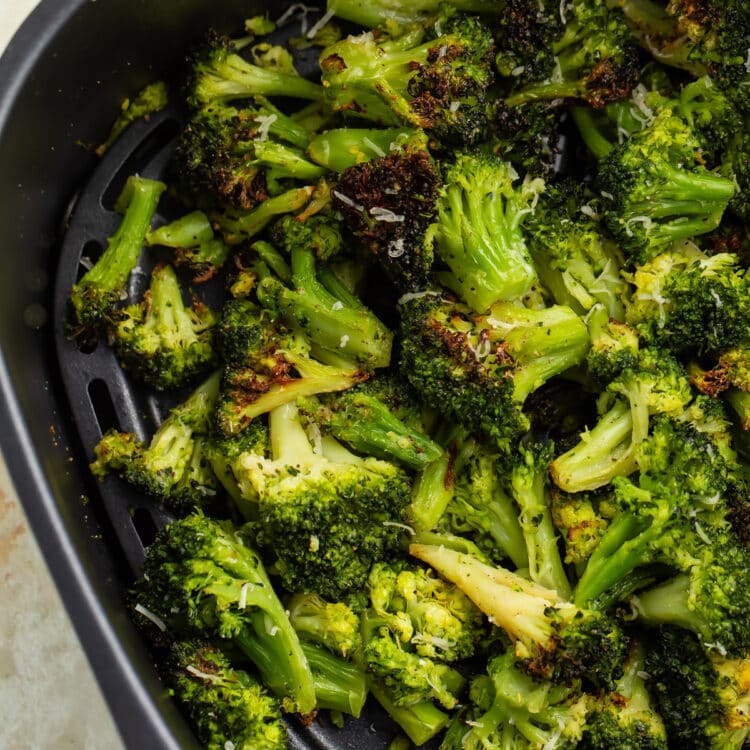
xmin=186 ymin=30 xmax=323 ymax=109
xmin=306 ymin=127 xmax=419 ymax=172
xmin=112 ymin=264 xmax=217 ymax=390
xmin=90 ymin=371 xmax=221 ymax=513
xmin=70 ymin=175 xmax=166 ymax=336
xmin=135 ymin=513 xmax=317 ymax=714
xmin=509 ymin=442 xmax=572 ymax=598
xmin=164 ymin=640 xmax=287 ymax=750
xmin=326 ymin=0 xmax=499 ymax=28
xmin=410 ymin=544 xmax=628 ymax=689
xmin=431 ymin=153 xmax=544 ymax=313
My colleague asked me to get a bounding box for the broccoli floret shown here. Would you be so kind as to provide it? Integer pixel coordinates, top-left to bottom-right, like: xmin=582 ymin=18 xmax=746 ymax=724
xmin=297 ymin=379 xmax=442 ymax=471
xmin=524 ymin=182 xmax=627 ymax=321
xmin=90 ymin=372 xmax=222 ymax=514
xmin=614 ymin=0 xmax=750 ymax=111
xmin=69 ymin=175 xmax=166 ymax=339
xmin=441 ymin=646 xmax=589 ymax=750
xmin=585 ymin=304 xmax=640 ymax=387
xmin=444 ymin=438 xmax=528 ymax=569
xmin=597 ymin=109 xmax=736 ymax=264
xmin=255 ymin=236 xmax=393 ymax=370
xmin=624 ymin=247 xmax=750 ymax=355
xmin=430 ymin=152 xmax=545 ymax=313
xmin=286 ymin=593 xmax=361 ymax=659
xmin=580 ymin=641 xmax=667 ymax=750
xmin=508 ymin=441 xmax=572 ymax=598
xmin=400 ymin=294 xmax=590 ymax=453
xmin=234 ymin=401 xmax=411 ymax=599
xmin=213 ymin=299 xmax=366 ymax=436
xmin=185 ymin=29 xmax=323 ymax=109
xmin=647 ymin=627 xmax=750 ymax=750
xmin=332 ymin=133 xmax=440 ymax=292
xmin=326 ymin=0 xmax=499 ymax=28
xmin=550 ymin=487 xmax=615 ymax=568
xmin=112 ymin=264 xmax=217 ymax=390
xmin=495 ymin=0 xmax=640 ymax=108
xmin=134 ymin=513 xmax=316 ymax=713
xmin=270 ymin=212 xmax=344 ymax=262
xmin=410 ymin=544 xmax=628 ymax=689
xmin=550 ymin=348 xmax=692 ymax=492
xmin=96 ymin=81 xmax=169 ymax=157
xmin=571 ymin=414 xmax=732 ymax=608
xmin=632 ymin=539 xmax=750 ymax=657
xmin=319 ymin=14 xmax=495 ymax=144
xmin=164 ymin=640 xmax=286 ymax=750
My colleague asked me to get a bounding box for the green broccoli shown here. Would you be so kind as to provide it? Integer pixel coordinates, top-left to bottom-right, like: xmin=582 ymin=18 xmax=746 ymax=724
xmin=440 ymin=646 xmax=589 ymax=750
xmin=550 ymin=348 xmax=692 ymax=492
xmin=185 ymin=29 xmax=323 ymax=110
xmin=69 ymin=174 xmax=166 ymax=339
xmin=332 ymin=133 xmax=440 ymax=292
xmin=410 ymin=544 xmax=629 ymax=689
xmin=429 ymin=151 xmax=545 ymax=313
xmin=579 ymin=641 xmax=667 ymax=750
xmin=647 ymin=626 xmax=750 ymax=749
xmin=523 ymin=181 xmax=627 ymax=321
xmin=400 ymin=293 xmax=590 ymax=453
xmin=112 ymin=264 xmax=217 ymax=390
xmin=585 ymin=304 xmax=639 ymax=386
xmin=296 ymin=379 xmax=442 ymax=471
xmin=90 ymin=371 xmax=221 ymax=514
xmin=213 ymin=299 xmax=366 ymax=436
xmin=233 ymin=401 xmax=411 ymax=599
xmin=164 ymin=640 xmax=287 ymax=750
xmin=134 ymin=513 xmax=317 ymax=713
xmin=624 ymin=247 xmax=750 ymax=355
xmin=319 ymin=13 xmax=495 ymax=144
xmin=326 ymin=0 xmax=499 ymax=28
xmin=596 ymin=108 xmax=736 ymax=264
xmin=495 ymin=0 xmax=640 ymax=108
xmin=286 ymin=593 xmax=361 ymax=659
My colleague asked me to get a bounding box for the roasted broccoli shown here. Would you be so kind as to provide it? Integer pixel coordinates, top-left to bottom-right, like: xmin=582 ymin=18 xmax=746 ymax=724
xmin=400 ymin=293 xmax=590 ymax=452
xmin=234 ymin=401 xmax=411 ymax=599
xmin=164 ymin=640 xmax=287 ymax=750
xmin=69 ymin=175 xmax=166 ymax=339
xmin=410 ymin=543 xmax=628 ymax=689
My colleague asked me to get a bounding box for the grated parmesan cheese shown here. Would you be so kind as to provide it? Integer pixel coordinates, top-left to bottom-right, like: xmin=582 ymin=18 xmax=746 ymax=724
xmin=370 ymin=206 xmax=405 ymax=222
xmin=306 ymin=8 xmax=335 ymax=39
xmin=254 ymin=113 xmax=278 ymax=141
xmin=135 ymin=603 xmax=166 ymax=632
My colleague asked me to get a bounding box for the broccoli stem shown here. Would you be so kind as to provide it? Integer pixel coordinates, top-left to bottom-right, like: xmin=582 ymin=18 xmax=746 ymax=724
xmin=550 ymin=398 xmax=637 ymax=492
xmin=510 ymin=453 xmax=572 ymax=598
xmin=71 ymin=175 xmax=166 ymax=329
xmin=299 ymin=641 xmax=368 ymax=717
xmin=200 ymin=53 xmax=324 ymax=104
xmin=144 ymin=264 xmax=202 ymax=347
xmin=232 ymin=612 xmax=317 ymax=714
xmin=573 ymin=512 xmax=658 ymax=607
xmin=408 ymin=424 xmax=471 ymax=532
xmin=217 ymin=186 xmax=315 ymax=244
xmin=306 ymin=128 xmax=417 ymax=172
xmin=252 ymin=141 xmax=327 ymax=182
xmin=632 ymin=574 xmax=705 ymax=633
xmin=368 ymin=680 xmax=449 ymax=747
xmin=726 ymin=388 xmax=750 ymax=430
xmin=570 ymin=106 xmax=616 ymax=160
xmin=269 ymin=402 xmax=316 ymax=465
xmin=147 ymin=211 xmax=214 ymax=248
xmin=326 ymin=0 xmax=498 ymax=27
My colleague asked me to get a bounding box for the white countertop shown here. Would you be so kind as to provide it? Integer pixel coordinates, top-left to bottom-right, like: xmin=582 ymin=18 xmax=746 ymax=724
xmin=0 ymin=4 xmax=125 ymax=748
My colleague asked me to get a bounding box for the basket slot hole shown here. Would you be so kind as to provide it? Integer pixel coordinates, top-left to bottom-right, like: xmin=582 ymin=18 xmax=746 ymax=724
xmin=88 ymin=378 xmax=121 ymax=435
xmin=101 ymin=118 xmax=181 ymax=211
xmin=131 ymin=507 xmax=159 ymax=549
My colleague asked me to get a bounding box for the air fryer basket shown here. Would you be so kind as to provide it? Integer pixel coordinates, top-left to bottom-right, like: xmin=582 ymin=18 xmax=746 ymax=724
xmin=0 ymin=1 xmax=398 ymax=747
